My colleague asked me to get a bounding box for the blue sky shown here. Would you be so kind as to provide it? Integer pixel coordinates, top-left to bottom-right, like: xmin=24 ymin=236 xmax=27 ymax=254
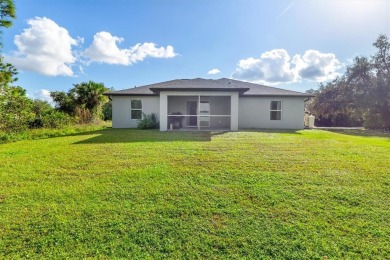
xmin=2 ymin=0 xmax=389 ymax=101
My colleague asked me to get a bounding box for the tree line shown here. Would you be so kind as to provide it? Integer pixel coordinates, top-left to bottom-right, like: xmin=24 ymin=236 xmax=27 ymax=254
xmin=0 ymin=60 xmax=112 ymax=133
xmin=307 ymin=35 xmax=390 ymax=130
xmin=0 ymin=73 xmax=112 ymax=133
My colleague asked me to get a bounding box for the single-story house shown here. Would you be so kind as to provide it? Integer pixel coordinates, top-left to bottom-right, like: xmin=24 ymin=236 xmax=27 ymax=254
xmin=105 ymin=78 xmax=312 ymax=131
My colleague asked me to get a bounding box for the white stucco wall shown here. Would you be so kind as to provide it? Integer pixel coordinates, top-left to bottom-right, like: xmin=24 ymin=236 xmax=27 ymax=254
xmin=111 ymin=96 xmax=160 ymax=128
xmin=238 ymin=96 xmax=305 ymax=129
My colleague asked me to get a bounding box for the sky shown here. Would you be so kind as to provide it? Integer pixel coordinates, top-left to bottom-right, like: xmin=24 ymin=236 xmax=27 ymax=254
xmin=2 ymin=0 xmax=389 ymax=102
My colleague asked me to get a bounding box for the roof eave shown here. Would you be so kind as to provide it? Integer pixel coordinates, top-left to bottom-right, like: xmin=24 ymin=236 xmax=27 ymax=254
xmin=104 ymin=93 xmax=158 ymax=96
xmin=149 ymin=87 xmax=250 ymax=94
xmin=240 ymin=94 xmax=315 ymax=97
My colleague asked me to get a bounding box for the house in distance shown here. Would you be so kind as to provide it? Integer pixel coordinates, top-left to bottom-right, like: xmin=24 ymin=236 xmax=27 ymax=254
xmin=105 ymin=78 xmax=312 ymax=131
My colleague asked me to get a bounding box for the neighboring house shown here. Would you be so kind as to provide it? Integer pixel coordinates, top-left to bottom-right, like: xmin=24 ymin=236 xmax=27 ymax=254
xmin=105 ymin=78 xmax=312 ymax=131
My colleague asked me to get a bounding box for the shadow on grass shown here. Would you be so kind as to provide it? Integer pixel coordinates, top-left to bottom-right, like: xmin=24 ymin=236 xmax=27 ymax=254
xmin=72 ymin=128 xmax=305 ymax=144
xmin=72 ymin=128 xmax=229 ymax=144
xmin=323 ymin=128 xmax=390 ymax=139
xmin=239 ymin=129 xmax=305 ymax=135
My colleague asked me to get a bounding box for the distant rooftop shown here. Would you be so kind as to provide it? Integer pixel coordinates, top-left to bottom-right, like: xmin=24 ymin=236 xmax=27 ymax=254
xmin=105 ymin=78 xmax=312 ymax=97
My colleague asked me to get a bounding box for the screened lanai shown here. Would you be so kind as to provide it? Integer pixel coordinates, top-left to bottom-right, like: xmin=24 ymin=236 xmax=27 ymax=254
xmin=166 ymin=95 xmax=231 ymax=130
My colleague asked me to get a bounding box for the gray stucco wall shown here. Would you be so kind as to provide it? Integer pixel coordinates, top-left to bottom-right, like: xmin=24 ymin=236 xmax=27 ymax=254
xmin=111 ymin=96 xmax=160 ymax=128
xmin=238 ymin=96 xmax=305 ymax=129
xmin=111 ymin=95 xmax=305 ymax=130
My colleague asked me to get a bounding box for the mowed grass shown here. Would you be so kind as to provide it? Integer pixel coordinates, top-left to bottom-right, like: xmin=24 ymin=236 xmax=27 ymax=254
xmin=0 ymin=129 xmax=389 ymax=259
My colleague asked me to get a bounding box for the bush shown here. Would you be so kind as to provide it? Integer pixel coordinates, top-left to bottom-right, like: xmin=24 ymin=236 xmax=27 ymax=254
xmin=0 ymin=111 xmax=34 ymax=133
xmin=0 ymin=86 xmax=34 ymax=133
xmin=75 ymin=107 xmax=93 ymax=124
xmin=41 ymin=111 xmax=74 ymax=128
xmin=28 ymin=118 xmax=44 ymax=128
xmin=102 ymin=101 xmax=112 ymax=121
xmin=137 ymin=113 xmax=159 ymax=129
xmin=29 ymin=100 xmax=60 ymax=129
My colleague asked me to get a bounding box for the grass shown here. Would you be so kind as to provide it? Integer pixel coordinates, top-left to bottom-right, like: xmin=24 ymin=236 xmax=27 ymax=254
xmin=0 ymin=129 xmax=389 ymax=259
xmin=0 ymin=122 xmax=111 ymax=144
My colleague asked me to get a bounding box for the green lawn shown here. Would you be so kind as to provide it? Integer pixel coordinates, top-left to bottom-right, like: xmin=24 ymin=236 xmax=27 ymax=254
xmin=0 ymin=129 xmax=389 ymax=259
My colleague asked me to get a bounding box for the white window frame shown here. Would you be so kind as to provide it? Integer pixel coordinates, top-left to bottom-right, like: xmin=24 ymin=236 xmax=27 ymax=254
xmin=270 ymin=101 xmax=282 ymax=121
xmin=130 ymin=99 xmax=143 ymax=120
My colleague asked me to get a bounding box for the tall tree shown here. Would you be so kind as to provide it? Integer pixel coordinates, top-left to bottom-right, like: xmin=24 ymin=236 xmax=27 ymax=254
xmin=373 ymin=34 xmax=390 ymax=76
xmin=0 ymin=56 xmax=17 ymax=86
xmin=371 ymin=34 xmax=390 ymax=128
xmin=71 ymin=81 xmax=109 ymax=119
xmin=308 ymin=77 xmax=363 ymax=127
xmin=0 ymin=0 xmax=16 ymax=29
xmin=0 ymin=0 xmax=17 ymax=86
xmin=50 ymin=81 xmax=109 ymax=122
xmin=309 ymin=34 xmax=390 ymax=129
xmin=0 ymin=0 xmax=33 ymax=133
xmin=50 ymin=91 xmax=77 ymax=115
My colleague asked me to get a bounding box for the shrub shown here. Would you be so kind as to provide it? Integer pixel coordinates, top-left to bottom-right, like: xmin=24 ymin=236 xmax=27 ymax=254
xmin=75 ymin=107 xmax=93 ymax=124
xmin=28 ymin=100 xmax=57 ymax=129
xmin=137 ymin=113 xmax=159 ymax=129
xmin=102 ymin=101 xmax=112 ymax=121
xmin=41 ymin=111 xmax=74 ymax=128
xmin=0 ymin=86 xmax=34 ymax=133
xmin=28 ymin=118 xmax=44 ymax=128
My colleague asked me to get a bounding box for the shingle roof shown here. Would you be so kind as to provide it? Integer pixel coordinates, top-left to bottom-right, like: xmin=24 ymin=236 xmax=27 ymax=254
xmin=149 ymin=78 xmax=248 ymax=92
xmin=105 ymin=78 xmax=312 ymax=97
xmin=215 ymin=78 xmax=312 ymax=96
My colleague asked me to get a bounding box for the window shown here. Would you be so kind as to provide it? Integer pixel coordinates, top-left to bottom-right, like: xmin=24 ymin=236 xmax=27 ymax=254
xmin=131 ymin=100 xmax=142 ymax=119
xmin=270 ymin=101 xmax=282 ymax=120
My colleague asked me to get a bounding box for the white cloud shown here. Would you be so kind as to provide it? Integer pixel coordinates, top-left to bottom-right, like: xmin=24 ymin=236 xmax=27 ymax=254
xmin=4 ymin=17 xmax=77 ymax=76
xmin=208 ymin=68 xmax=221 ymax=75
xmin=293 ymin=50 xmax=341 ymax=81
xmin=83 ymin=31 xmax=177 ymax=65
xmin=76 ymin=36 xmax=85 ymax=44
xmin=4 ymin=19 xmax=177 ymax=77
xmin=232 ymin=49 xmax=296 ymax=84
xmin=232 ymin=49 xmax=341 ymax=85
xmin=32 ymin=89 xmax=53 ymax=103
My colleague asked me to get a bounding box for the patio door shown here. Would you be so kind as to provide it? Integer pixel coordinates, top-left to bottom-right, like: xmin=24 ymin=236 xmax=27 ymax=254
xmin=186 ymin=101 xmax=197 ymax=127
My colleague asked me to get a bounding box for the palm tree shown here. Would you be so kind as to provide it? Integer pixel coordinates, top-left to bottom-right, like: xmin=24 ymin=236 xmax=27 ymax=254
xmin=72 ymin=81 xmax=109 ymax=120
